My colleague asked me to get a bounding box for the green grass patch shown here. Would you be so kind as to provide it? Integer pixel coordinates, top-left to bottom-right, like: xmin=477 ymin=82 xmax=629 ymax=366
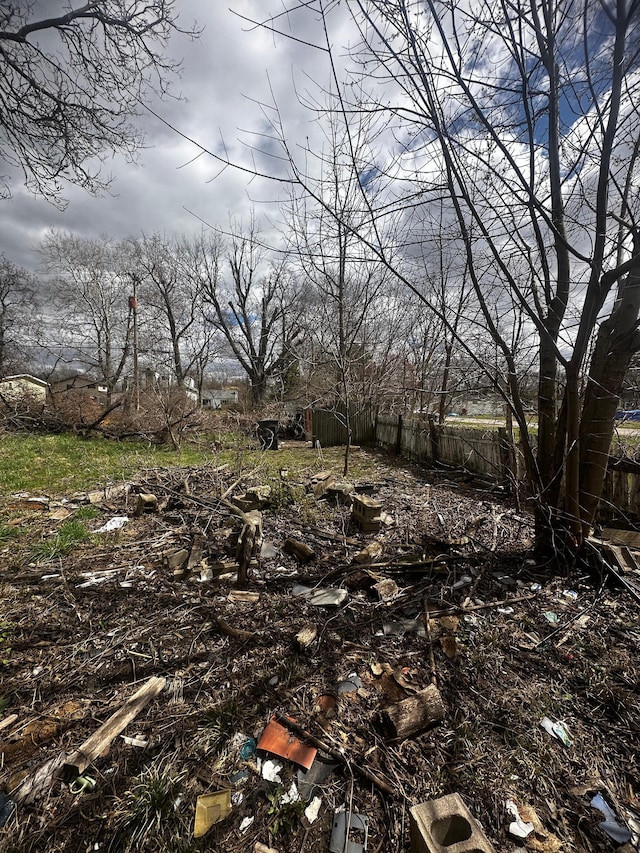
xmin=0 ymin=433 xmax=214 ymax=496
xmin=31 ymin=519 xmax=91 ymax=562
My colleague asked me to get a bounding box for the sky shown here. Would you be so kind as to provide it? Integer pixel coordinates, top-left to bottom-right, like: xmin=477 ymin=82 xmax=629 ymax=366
xmin=0 ymin=1 xmax=338 ymax=273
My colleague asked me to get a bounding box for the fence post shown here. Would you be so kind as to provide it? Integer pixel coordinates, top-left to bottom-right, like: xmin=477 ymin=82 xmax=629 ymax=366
xmin=498 ymin=427 xmax=517 ymax=499
xmin=395 ymin=414 xmax=403 ymax=455
xmin=428 ymin=415 xmax=439 ymax=465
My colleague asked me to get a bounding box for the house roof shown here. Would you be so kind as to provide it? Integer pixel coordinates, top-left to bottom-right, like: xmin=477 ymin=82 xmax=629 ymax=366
xmin=0 ymin=374 xmax=49 ymax=388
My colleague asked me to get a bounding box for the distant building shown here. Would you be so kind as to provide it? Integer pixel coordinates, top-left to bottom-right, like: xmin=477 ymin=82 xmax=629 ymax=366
xmin=50 ymin=375 xmax=109 ymax=401
xmin=0 ymin=374 xmax=49 ymax=403
xmin=202 ymin=388 xmax=239 ymax=409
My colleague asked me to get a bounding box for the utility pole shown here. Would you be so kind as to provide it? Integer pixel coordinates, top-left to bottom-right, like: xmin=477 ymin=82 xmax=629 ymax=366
xmin=129 ymin=276 xmax=139 ymax=411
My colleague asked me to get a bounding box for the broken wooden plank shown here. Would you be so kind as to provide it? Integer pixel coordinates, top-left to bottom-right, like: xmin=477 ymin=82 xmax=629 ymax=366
xmin=61 ymin=676 xmax=166 ymax=782
xmin=600 ymin=527 xmax=640 ymax=550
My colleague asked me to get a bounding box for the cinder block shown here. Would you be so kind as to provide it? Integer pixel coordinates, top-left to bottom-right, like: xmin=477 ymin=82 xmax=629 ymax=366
xmin=409 ymin=794 xmax=495 ymax=853
xmin=352 ymin=494 xmax=382 ymax=532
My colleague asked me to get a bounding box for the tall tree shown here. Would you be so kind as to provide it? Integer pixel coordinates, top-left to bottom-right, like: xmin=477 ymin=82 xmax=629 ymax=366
xmin=0 ymin=1 xmax=195 ymax=203
xmin=40 ymin=231 xmax=133 ymax=400
xmin=192 ymin=223 xmax=302 ymax=405
xmin=0 ymin=255 xmax=38 ymax=375
xmin=131 ymin=234 xmax=212 ymax=393
xmin=247 ymin=0 xmax=640 ymax=553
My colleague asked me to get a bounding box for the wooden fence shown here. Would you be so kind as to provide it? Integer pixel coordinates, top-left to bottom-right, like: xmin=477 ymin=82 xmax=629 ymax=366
xmin=311 ymin=407 xmax=376 ymax=447
xmin=375 ymin=413 xmax=640 ymax=521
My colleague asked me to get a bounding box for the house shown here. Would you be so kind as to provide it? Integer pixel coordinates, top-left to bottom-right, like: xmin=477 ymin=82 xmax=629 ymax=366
xmin=0 ymin=374 xmax=49 ymax=403
xmin=202 ymin=387 xmax=239 ymax=409
xmin=50 ymin=375 xmax=109 ymax=401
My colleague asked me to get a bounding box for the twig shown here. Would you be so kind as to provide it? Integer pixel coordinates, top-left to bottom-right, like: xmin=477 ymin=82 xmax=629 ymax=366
xmin=422 ymin=598 xmax=438 ymax=686
xmin=426 ymin=592 xmax=538 ymax=618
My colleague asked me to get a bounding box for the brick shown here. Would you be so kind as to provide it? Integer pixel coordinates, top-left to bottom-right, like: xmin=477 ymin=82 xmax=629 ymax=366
xmin=409 ymin=794 xmax=495 ymax=853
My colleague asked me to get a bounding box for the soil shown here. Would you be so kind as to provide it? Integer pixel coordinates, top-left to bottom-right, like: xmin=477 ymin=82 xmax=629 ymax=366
xmin=0 ymin=445 xmax=639 ymax=852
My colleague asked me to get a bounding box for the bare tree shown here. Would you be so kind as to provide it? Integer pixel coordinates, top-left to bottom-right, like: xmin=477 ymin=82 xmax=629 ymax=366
xmin=236 ymin=0 xmax=640 ymax=554
xmin=130 ymin=234 xmax=213 ymax=394
xmin=40 ymin=231 xmax=133 ymax=401
xmin=0 ymin=1 xmax=196 ymax=204
xmin=192 ymin=223 xmax=302 ymax=405
xmin=0 ymin=254 xmax=38 ymax=375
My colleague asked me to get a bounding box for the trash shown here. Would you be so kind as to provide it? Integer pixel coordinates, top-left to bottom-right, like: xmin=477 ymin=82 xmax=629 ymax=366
xmin=283 ymin=538 xmax=316 ymax=563
xmin=120 ymin=734 xmax=148 ymax=748
xmin=452 ymin=574 xmax=473 ymax=590
xmin=69 ymin=775 xmax=96 ymax=794
xmin=540 ymin=716 xmax=573 ymax=747
xmin=492 ymin=571 xmax=516 ymax=588
xmin=506 ymin=798 xmax=534 ymax=838
xmin=239 ymin=815 xmax=255 ymax=833
xmin=231 ymin=770 xmax=250 ymax=784
xmin=543 ymin=611 xmax=559 ymax=624
xmin=304 ymin=795 xmax=322 ymax=824
xmin=194 ymin=790 xmax=231 ymax=837
xmin=257 ymin=717 xmax=317 ymax=769
xmin=353 ymin=541 xmax=384 ymax=565
xmin=335 ymin=673 xmax=362 ymax=693
xmin=94 ymin=516 xmax=128 ymax=533
xmin=297 ymin=755 xmax=338 ymax=800
xmin=562 ymin=589 xmax=578 ymax=600
xmin=295 ymin=625 xmax=318 ymax=651
xmin=351 ymin=494 xmax=383 ymax=532
xmin=329 ymin=810 xmax=369 ymax=853
xmin=134 ymin=493 xmax=158 ymax=516
xmin=255 ymin=843 xmax=280 ymax=853
xmin=260 ymin=541 xmax=279 ymax=560
xmin=497 ymin=606 xmax=514 ymax=614
xmin=590 ymin=793 xmax=632 ymax=844
xmin=382 ymin=618 xmax=426 ymax=637
xmin=0 ymin=793 xmax=16 ymax=827
xmin=259 ymin=759 xmax=283 ymax=783
xmin=228 ymin=590 xmax=260 ymax=603
xmin=292 ymin=585 xmax=348 ymax=607
xmin=373 ymin=578 xmax=399 ymax=601
xmin=314 ymin=693 xmax=337 ymax=718
xmin=281 ymin=781 xmax=300 ymax=804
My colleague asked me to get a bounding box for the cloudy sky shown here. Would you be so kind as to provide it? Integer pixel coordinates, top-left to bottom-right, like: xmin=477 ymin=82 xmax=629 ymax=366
xmin=0 ymin=1 xmax=344 ymax=272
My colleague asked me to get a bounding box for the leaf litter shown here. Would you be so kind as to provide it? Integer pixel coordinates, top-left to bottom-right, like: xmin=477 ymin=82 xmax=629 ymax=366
xmin=0 ymin=447 xmax=639 ymax=852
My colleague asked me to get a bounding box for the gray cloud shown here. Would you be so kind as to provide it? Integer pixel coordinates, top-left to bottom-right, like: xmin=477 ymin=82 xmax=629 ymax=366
xmin=0 ymin=1 xmax=336 ymax=272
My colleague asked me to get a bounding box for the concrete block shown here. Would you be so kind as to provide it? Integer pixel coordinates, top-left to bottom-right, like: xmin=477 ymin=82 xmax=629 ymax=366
xmin=409 ymin=794 xmax=495 ymax=853
xmin=352 ymin=494 xmax=383 ymax=532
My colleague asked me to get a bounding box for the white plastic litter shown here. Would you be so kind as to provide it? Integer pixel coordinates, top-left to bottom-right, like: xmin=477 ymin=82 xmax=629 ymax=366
xmin=239 ymin=816 xmax=254 ymax=834
xmin=505 ymin=799 xmax=534 ymax=838
xmin=260 ymin=759 xmax=283 ymax=783
xmin=95 ymin=516 xmax=128 ymax=533
xmin=305 ymin=796 xmax=322 ymax=824
xmin=591 ymin=793 xmax=632 ymax=844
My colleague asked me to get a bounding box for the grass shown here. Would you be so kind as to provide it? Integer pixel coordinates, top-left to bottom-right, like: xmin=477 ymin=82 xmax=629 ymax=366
xmin=111 ymin=758 xmax=188 ymax=851
xmin=0 ymin=433 xmax=214 ymax=496
xmin=0 ymin=432 xmax=380 ymax=499
xmin=31 ymin=519 xmax=92 ymax=562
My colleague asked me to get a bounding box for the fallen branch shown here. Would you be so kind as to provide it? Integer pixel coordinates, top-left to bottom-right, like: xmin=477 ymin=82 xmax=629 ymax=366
xmin=61 ymin=676 xmax=166 ymax=782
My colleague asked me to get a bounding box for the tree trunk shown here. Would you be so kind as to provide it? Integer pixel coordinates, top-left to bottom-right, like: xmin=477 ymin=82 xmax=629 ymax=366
xmin=579 ymin=262 xmax=640 ymax=538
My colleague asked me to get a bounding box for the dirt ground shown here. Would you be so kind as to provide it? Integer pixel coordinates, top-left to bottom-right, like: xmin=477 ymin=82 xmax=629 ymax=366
xmin=1 ymin=446 xmax=639 ymax=852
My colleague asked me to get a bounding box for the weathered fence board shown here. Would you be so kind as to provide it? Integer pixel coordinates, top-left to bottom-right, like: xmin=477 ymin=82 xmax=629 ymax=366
xmin=375 ymin=413 xmax=640 ymax=520
xmin=312 ymin=407 xmax=376 ymax=447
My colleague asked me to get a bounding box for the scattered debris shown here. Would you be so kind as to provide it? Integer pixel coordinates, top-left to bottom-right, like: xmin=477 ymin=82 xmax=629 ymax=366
xmin=540 ymin=716 xmax=573 ymax=748
xmin=257 ymin=717 xmax=317 ymax=769
xmin=62 ymin=675 xmax=166 ymax=781
xmin=94 ymin=515 xmax=128 ymax=533
xmin=351 ymin=494 xmax=383 ymax=532
xmin=380 ymin=684 xmax=445 ymax=740
xmin=194 ymin=790 xmax=232 ymax=837
xmin=591 ymin=793 xmax=632 ymax=844
xmin=505 ymin=798 xmax=534 ymax=838
xmin=329 ymin=810 xmax=369 ymax=853
xmin=292 ymin=585 xmax=348 ymax=607
xmin=409 ymin=793 xmax=496 ymax=853
xmin=282 ymin=538 xmax=316 ymax=563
